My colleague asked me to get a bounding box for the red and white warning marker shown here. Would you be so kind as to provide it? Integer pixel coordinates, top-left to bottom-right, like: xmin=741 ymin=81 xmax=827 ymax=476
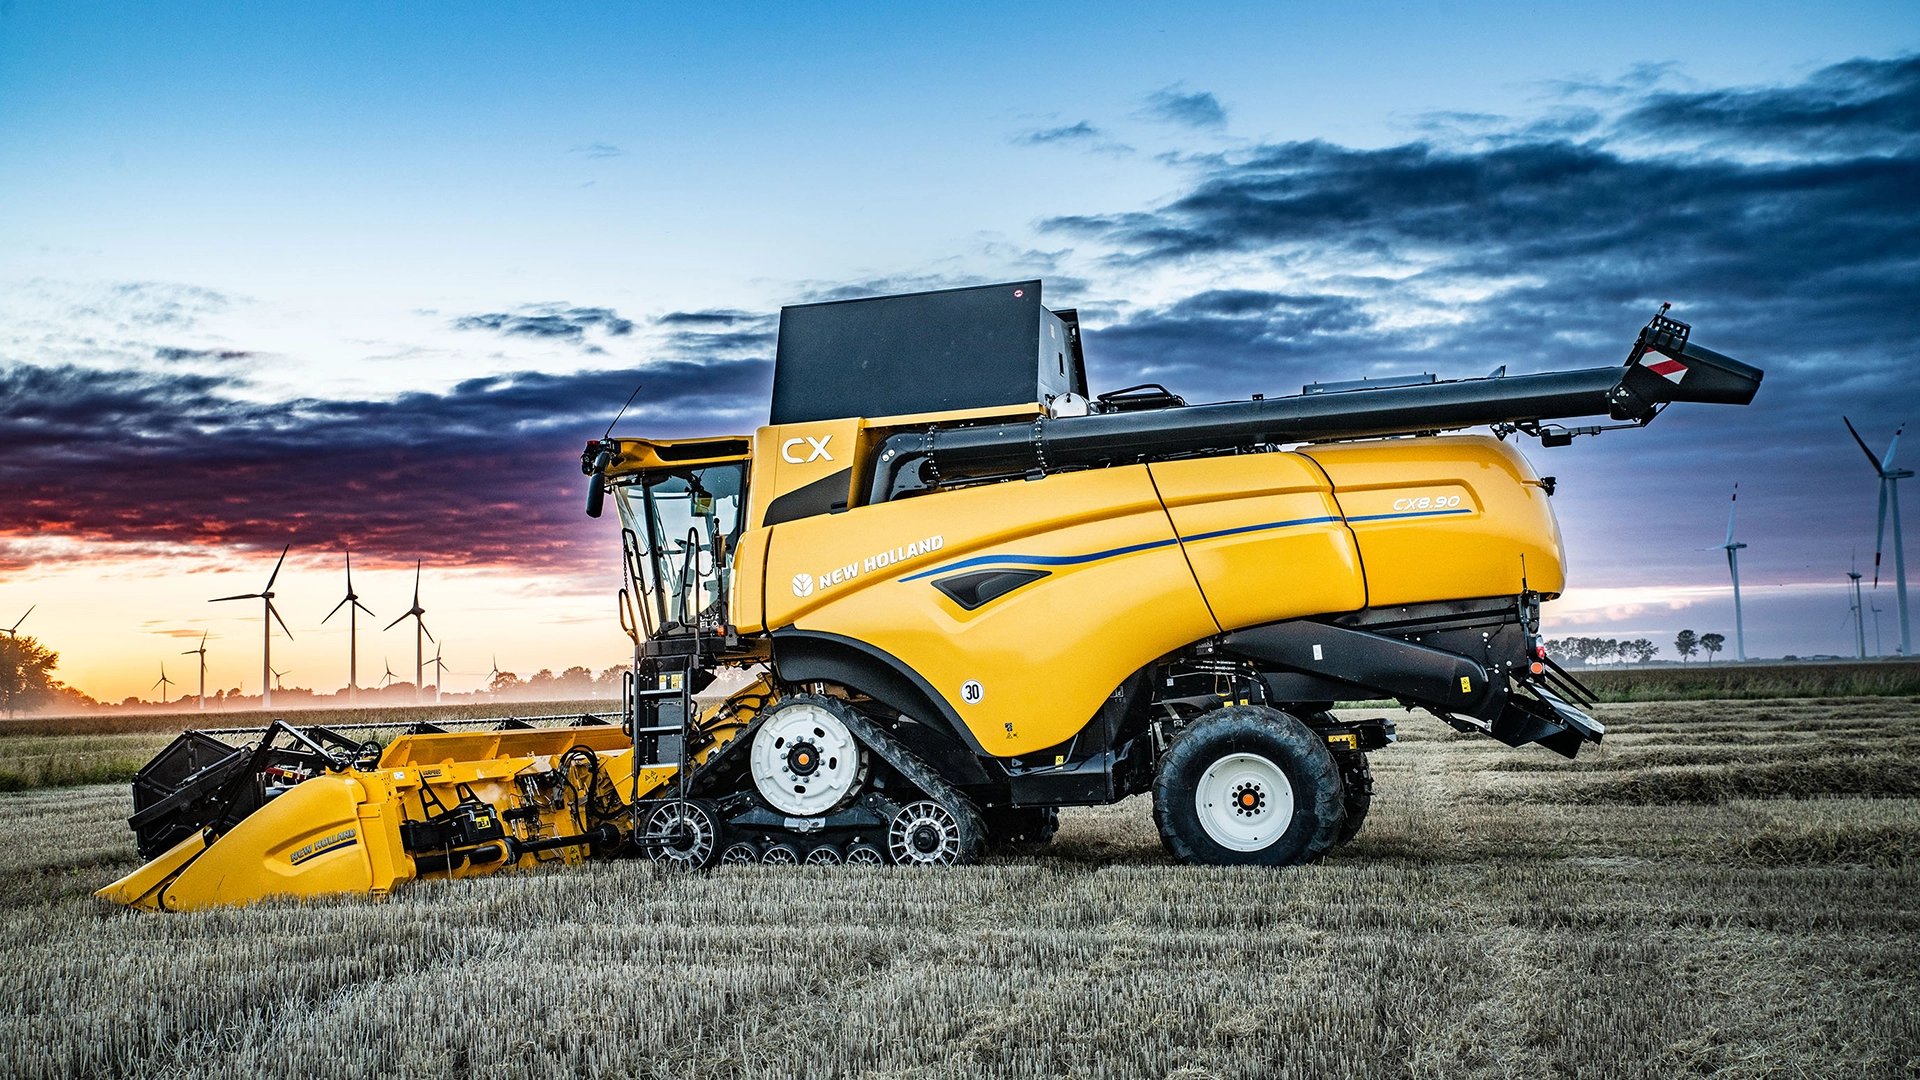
xmin=1639 ymin=348 xmax=1688 ymax=384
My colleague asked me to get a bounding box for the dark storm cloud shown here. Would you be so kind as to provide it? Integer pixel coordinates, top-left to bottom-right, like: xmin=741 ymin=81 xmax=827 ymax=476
xmin=1054 ymin=56 xmax=1918 ymax=589
xmin=1142 ymin=85 xmax=1226 ymax=129
xmin=452 ymin=304 xmax=636 ymax=346
xmin=0 ymin=355 xmax=771 ymax=573
xmin=1620 ymin=54 xmax=1920 ymax=154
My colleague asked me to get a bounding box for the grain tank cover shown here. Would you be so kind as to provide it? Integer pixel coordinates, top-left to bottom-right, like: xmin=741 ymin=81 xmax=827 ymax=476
xmin=770 ymin=280 xmax=1089 ymax=425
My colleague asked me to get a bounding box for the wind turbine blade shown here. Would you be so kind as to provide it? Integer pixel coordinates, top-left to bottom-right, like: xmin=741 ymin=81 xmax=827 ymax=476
xmin=1874 ymin=479 xmax=1890 ymax=586
xmin=1885 ymin=423 xmax=1905 ymax=472
xmin=263 ymin=544 xmax=291 ymax=592
xmin=384 ymin=612 xmax=408 ymax=631
xmin=322 ymin=596 xmax=350 ymax=623
xmin=344 ymin=547 xmax=353 ymax=589
xmin=267 ymin=600 xmax=294 ymax=640
xmin=8 ymin=604 xmax=33 ymax=632
xmin=412 ymin=560 xmax=422 ymax=606
xmin=210 ymin=593 xmax=262 ymax=603
xmin=1725 ymin=485 xmax=1737 ymax=547
xmin=1845 ymin=417 xmax=1885 ymax=473
xmin=419 ymin=619 xmax=434 ymax=643
xmin=354 ymin=599 xmax=377 ymax=617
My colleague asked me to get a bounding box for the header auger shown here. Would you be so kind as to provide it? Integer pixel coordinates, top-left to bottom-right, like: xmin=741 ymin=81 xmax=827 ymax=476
xmin=103 ymin=280 xmax=1760 ymax=908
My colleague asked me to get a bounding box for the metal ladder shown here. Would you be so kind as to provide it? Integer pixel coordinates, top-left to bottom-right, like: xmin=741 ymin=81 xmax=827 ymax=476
xmin=626 ymin=655 xmax=695 ymax=848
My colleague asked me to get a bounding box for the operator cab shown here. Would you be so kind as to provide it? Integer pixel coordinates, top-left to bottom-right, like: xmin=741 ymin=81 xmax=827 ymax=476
xmin=585 ymin=437 xmax=753 ymax=655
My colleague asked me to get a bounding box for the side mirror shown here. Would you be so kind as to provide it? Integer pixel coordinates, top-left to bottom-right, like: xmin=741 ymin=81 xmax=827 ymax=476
xmin=585 ymin=451 xmax=613 ymax=518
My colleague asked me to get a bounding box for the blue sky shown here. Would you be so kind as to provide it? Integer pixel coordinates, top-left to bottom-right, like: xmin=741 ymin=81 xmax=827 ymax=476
xmin=2 ymin=1 xmax=1917 ymax=699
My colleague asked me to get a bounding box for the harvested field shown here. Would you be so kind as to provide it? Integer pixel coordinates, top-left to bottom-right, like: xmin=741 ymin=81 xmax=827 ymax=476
xmin=1570 ymin=659 xmax=1920 ymax=701
xmin=1 ymin=698 xmax=1916 ymax=1079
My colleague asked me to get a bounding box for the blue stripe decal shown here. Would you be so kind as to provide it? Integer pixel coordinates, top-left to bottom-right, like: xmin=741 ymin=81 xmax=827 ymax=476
xmin=1343 ymin=508 xmax=1475 ymax=523
xmin=898 ymin=513 xmax=1343 ymax=583
xmin=1178 ymin=515 xmax=1340 ymax=543
xmin=898 ymin=537 xmax=1180 ymax=582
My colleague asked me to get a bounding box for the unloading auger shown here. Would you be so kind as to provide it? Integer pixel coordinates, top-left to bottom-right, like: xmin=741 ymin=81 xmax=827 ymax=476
xmin=103 ymin=282 xmax=1760 ymax=909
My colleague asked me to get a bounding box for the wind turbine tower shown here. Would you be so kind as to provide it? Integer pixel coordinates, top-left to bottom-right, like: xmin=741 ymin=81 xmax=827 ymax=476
xmin=385 ymin=560 xmax=432 ymax=703
xmin=1846 ymin=418 xmax=1911 ymax=656
xmin=1721 ymin=485 xmax=1748 ymax=662
xmin=182 ymin=632 xmax=209 ymax=710
xmin=211 ymin=545 xmax=293 ymax=709
xmin=1849 ymin=567 xmax=1868 ymax=660
xmin=428 ymin=643 xmax=448 ymax=704
xmin=322 ymin=548 xmax=376 ymax=702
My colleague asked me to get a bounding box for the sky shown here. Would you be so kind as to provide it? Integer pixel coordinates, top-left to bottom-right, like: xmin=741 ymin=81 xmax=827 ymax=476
xmin=2 ymin=1 xmax=1918 ymax=703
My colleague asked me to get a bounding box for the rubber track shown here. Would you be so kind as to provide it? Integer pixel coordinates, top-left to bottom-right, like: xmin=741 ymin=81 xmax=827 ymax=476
xmin=834 ymin=706 xmax=986 ymax=865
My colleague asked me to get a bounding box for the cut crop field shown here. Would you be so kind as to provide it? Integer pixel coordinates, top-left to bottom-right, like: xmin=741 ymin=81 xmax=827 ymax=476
xmin=3 ymin=698 xmax=1917 ymax=1079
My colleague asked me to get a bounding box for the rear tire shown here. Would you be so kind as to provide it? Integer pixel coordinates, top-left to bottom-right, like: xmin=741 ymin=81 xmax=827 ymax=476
xmin=1152 ymin=706 xmax=1346 ymax=866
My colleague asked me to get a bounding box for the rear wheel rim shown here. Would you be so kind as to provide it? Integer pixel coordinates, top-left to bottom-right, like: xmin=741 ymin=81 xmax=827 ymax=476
xmin=1194 ymin=752 xmax=1294 ymax=852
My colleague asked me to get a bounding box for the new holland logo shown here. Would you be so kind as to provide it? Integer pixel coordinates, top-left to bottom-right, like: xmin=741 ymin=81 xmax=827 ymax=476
xmin=791 ymin=535 xmax=944 ymax=598
xmin=289 ymin=827 xmax=359 ymax=866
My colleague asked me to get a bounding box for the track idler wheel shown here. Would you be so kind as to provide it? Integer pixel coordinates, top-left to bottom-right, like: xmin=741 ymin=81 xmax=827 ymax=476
xmin=643 ymin=801 xmax=721 ymax=870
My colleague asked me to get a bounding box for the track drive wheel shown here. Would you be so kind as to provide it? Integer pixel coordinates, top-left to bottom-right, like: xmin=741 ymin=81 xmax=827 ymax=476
xmin=644 ymin=800 xmax=721 ymax=870
xmin=1152 ymin=705 xmax=1346 ymax=867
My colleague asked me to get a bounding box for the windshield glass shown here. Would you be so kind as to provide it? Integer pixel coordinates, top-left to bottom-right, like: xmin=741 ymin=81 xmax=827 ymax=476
xmin=615 ymin=463 xmax=746 ymax=634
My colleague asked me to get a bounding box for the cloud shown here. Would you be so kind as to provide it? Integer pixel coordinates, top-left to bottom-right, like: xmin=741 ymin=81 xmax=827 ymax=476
xmin=569 ymin=142 xmax=625 ymax=158
xmin=1046 ymin=56 xmax=1918 ymax=589
xmin=154 ymin=347 xmax=255 ymax=361
xmin=452 ymin=304 xmax=636 ymax=346
xmin=0 ymin=355 xmax=772 ymax=575
xmin=1016 ymin=121 xmax=1101 ymax=145
xmin=1142 ymin=85 xmax=1227 ymax=129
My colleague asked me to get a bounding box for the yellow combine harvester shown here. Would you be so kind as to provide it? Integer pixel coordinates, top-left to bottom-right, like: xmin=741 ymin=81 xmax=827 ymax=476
xmin=103 ymin=282 xmax=1760 ymax=909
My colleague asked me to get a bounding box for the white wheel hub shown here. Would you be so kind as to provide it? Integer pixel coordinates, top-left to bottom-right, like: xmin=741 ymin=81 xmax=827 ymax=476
xmin=750 ymin=701 xmax=868 ymax=816
xmin=1194 ymin=752 xmax=1294 ymax=852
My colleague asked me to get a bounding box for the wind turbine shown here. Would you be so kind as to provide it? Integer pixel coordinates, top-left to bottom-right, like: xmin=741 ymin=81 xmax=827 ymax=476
xmin=488 ymin=654 xmax=503 ymax=694
xmin=182 ymin=632 xmax=209 ymax=710
xmin=269 ymin=665 xmax=289 ymax=692
xmin=151 ymin=663 xmax=174 ymax=705
xmin=322 ymin=548 xmax=376 ymax=703
xmin=428 ymin=643 xmax=449 ymax=703
xmin=1848 ymin=563 xmax=1867 ymax=660
xmin=384 ymin=560 xmax=432 ymax=702
xmin=1845 ymin=418 xmax=1911 ymax=656
xmin=1720 ymin=485 xmax=1747 ymax=662
xmin=379 ymin=657 xmax=398 ymax=690
xmin=2 ymin=606 xmax=33 ymax=639
xmin=211 ymin=545 xmax=293 ymax=709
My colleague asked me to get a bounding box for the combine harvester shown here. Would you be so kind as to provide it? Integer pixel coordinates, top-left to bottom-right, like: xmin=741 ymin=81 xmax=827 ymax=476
xmin=102 ymin=282 xmax=1761 ymax=910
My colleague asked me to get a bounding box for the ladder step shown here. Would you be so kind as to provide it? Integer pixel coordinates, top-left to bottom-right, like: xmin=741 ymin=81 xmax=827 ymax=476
xmin=633 ymin=687 xmax=685 ymax=701
xmin=631 ymin=725 xmax=684 ymax=735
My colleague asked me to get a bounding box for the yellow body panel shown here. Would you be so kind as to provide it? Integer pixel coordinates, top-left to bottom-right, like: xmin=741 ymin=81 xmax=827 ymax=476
xmin=95 ymin=828 xmax=209 ymax=910
xmin=763 ymin=465 xmax=1218 ymax=754
xmin=1301 ymin=436 xmax=1564 ymax=604
xmin=751 ymin=418 xmax=864 ymax=520
xmin=159 ymin=775 xmax=377 ymax=911
xmin=1148 ymin=453 xmax=1366 ymax=630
